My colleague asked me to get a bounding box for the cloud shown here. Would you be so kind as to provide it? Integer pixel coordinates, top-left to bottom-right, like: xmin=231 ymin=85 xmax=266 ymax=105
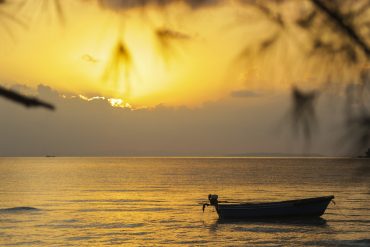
xmin=231 ymin=90 xmax=261 ymax=98
xmin=37 ymin=84 xmax=60 ymax=100
xmin=98 ymin=0 xmax=221 ymax=10
xmin=0 ymin=84 xmax=343 ymax=157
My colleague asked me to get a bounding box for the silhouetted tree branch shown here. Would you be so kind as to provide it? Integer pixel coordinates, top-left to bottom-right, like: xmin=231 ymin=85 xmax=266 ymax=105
xmin=311 ymin=0 xmax=370 ymax=57
xmin=291 ymin=87 xmax=318 ymax=141
xmin=0 ymin=85 xmax=55 ymax=110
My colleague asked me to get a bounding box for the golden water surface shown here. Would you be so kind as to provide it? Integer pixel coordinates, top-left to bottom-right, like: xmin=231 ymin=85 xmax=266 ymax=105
xmin=0 ymin=158 xmax=369 ymax=246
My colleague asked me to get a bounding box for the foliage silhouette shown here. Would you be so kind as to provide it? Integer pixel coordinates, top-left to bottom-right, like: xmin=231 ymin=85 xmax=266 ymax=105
xmin=0 ymin=85 xmax=55 ymax=110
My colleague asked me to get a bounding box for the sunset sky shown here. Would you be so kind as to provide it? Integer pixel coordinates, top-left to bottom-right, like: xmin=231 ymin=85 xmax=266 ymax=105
xmin=0 ymin=0 xmax=366 ymax=156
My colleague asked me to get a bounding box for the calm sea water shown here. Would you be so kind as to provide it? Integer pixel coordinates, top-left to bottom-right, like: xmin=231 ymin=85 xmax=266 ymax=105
xmin=0 ymin=158 xmax=369 ymax=246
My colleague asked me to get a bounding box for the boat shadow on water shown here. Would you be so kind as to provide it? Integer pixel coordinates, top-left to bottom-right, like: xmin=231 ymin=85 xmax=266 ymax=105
xmin=207 ymin=217 xmax=329 ymax=234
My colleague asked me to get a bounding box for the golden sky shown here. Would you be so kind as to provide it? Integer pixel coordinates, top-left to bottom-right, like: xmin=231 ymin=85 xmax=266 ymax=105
xmin=0 ymin=0 xmax=366 ymax=107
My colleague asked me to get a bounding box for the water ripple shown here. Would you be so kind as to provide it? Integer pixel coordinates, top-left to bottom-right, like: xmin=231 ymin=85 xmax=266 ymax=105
xmin=0 ymin=207 xmax=40 ymax=213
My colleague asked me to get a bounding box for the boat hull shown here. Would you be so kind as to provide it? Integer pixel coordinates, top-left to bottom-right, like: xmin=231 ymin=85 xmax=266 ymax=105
xmin=216 ymin=196 xmax=334 ymax=219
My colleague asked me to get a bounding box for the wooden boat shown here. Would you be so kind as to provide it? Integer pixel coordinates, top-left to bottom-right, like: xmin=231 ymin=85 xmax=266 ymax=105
xmin=203 ymin=194 xmax=334 ymax=219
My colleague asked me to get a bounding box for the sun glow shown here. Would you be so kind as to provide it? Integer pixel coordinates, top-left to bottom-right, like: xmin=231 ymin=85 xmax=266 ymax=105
xmin=0 ymin=1 xmax=251 ymax=107
xmin=0 ymin=1 xmax=365 ymax=108
xmin=76 ymin=95 xmax=133 ymax=109
xmin=108 ymin=98 xmax=132 ymax=108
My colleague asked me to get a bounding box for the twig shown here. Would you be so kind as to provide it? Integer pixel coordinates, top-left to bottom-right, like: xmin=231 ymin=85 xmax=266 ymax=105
xmin=0 ymin=85 xmax=55 ymax=110
xmin=311 ymin=0 xmax=370 ymax=57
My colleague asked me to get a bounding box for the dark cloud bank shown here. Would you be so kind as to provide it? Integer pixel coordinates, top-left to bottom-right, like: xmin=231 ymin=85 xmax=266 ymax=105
xmin=0 ymin=85 xmax=344 ymax=157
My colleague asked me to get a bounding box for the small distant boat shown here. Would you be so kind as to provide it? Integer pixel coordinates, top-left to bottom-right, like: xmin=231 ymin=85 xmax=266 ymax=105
xmin=203 ymin=194 xmax=334 ymax=219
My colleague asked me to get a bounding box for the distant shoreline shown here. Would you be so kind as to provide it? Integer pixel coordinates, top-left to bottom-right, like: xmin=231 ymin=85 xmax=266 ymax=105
xmin=0 ymin=155 xmax=362 ymax=159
